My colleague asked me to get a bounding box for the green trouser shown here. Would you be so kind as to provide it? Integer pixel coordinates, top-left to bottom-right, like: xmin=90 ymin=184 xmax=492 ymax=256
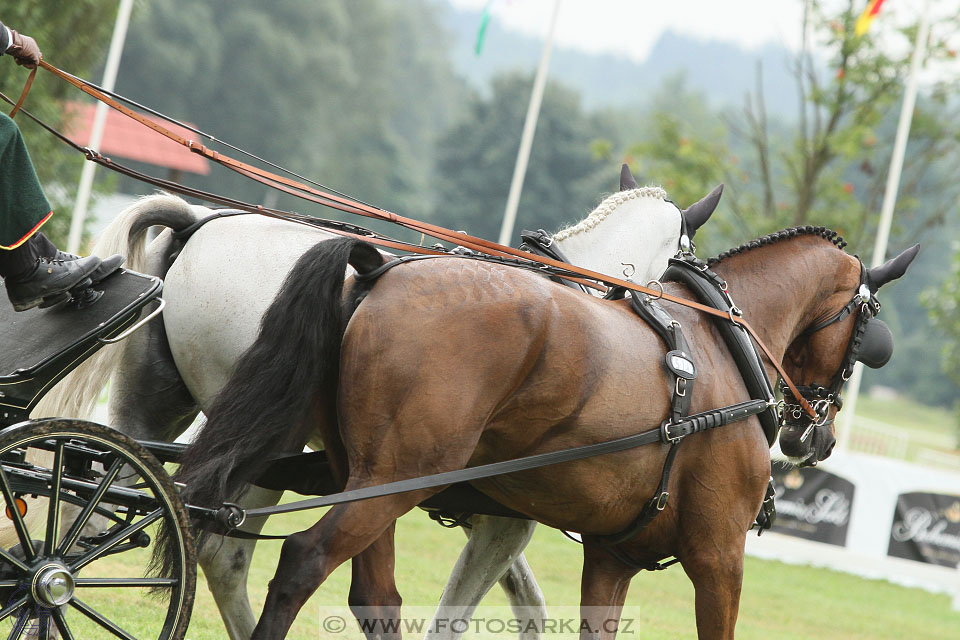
xmin=0 ymin=111 xmax=52 ymax=250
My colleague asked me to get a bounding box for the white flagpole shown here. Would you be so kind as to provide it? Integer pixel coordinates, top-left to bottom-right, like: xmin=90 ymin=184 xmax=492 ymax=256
xmin=66 ymin=0 xmax=134 ymax=253
xmin=497 ymin=0 xmax=562 ymax=246
xmin=838 ymin=0 xmax=932 ymax=450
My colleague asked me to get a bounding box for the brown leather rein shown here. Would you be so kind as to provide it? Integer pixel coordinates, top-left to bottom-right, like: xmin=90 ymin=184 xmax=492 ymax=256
xmin=24 ymin=61 xmax=818 ymax=420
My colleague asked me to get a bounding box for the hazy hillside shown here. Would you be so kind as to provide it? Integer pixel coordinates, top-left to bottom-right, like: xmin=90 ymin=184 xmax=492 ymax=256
xmin=444 ymin=6 xmax=800 ymax=116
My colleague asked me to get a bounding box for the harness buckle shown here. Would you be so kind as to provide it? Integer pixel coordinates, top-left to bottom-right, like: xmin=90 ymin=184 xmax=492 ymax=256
xmin=660 ymin=420 xmax=684 ymax=444
xmin=675 ymin=377 xmax=687 ymax=397
xmin=655 ymin=491 xmax=670 ymax=511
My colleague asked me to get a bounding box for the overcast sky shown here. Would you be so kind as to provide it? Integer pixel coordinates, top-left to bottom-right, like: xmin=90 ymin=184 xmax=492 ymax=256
xmin=447 ymin=0 xmax=958 ymax=70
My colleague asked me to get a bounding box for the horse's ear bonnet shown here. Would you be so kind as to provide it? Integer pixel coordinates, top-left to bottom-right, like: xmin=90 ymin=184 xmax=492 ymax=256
xmin=858 ymin=318 xmax=894 ymax=369
xmin=866 ymin=244 xmax=920 ymax=293
xmin=619 ymin=163 xmax=639 ymax=191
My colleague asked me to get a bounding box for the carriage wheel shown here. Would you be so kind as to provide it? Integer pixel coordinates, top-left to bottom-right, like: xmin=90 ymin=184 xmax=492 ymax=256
xmin=0 ymin=419 xmax=195 ymax=640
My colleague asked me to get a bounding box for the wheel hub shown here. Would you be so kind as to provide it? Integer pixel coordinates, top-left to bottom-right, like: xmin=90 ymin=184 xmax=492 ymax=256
xmin=32 ymin=563 xmax=75 ymax=607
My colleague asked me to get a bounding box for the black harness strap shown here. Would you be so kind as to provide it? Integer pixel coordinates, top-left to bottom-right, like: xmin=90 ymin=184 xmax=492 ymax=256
xmin=519 ymin=229 xmax=588 ymax=292
xmin=587 ymin=288 xmax=699 ymax=547
xmin=202 ymin=398 xmax=771 ymax=531
xmin=663 ymin=257 xmax=781 ymax=446
xmin=629 ymin=291 xmax=696 ymax=423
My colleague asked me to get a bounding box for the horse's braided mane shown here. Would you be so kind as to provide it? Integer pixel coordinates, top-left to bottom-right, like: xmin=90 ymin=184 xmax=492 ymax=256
xmin=552 ymin=186 xmax=667 ymax=242
xmin=707 ymin=225 xmax=847 ymax=266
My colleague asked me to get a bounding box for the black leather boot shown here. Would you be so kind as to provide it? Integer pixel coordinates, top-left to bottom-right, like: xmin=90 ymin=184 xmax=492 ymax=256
xmin=5 ymin=255 xmax=101 ymax=312
xmin=55 ymin=250 xmax=125 ymax=284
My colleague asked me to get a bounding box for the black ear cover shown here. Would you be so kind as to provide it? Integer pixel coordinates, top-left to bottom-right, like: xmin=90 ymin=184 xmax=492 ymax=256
xmin=858 ymin=318 xmax=894 ymax=369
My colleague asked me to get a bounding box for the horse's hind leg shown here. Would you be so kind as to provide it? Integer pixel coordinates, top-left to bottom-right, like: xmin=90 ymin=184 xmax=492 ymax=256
xmin=109 ymin=325 xmax=277 ymax=640
xmin=197 ymin=485 xmax=283 ymax=639
xmin=253 ymin=493 xmax=431 ymax=640
xmin=350 ymin=523 xmax=403 ymax=639
xmin=427 ymin=515 xmax=544 ymax=640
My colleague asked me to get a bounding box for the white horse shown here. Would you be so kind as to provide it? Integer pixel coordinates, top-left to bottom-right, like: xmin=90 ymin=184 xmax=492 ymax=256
xmin=31 ymin=166 xmax=720 ymax=639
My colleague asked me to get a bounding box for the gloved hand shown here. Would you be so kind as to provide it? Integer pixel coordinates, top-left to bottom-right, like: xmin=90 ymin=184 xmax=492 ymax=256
xmin=7 ymin=30 xmax=42 ymax=69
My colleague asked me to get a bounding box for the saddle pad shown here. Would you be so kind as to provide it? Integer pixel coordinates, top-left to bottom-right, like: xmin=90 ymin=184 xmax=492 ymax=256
xmin=0 ymin=270 xmax=162 ymax=383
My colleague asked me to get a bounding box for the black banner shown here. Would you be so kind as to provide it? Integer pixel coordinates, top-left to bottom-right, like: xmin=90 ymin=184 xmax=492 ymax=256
xmin=887 ymin=492 xmax=960 ymax=567
xmin=770 ymin=461 xmax=854 ymax=546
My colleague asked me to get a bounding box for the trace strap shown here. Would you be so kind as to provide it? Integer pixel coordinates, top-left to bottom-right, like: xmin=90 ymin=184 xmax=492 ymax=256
xmin=209 ymin=398 xmax=772 ymax=528
xmin=35 ymin=60 xmax=817 ymax=420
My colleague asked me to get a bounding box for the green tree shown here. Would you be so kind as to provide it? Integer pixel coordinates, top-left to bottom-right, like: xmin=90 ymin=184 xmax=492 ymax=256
xmin=612 ymin=2 xmax=960 ymax=409
xmin=924 ymin=250 xmax=960 ymax=442
xmin=116 ymin=0 xmax=465 ymax=222
xmin=0 ymin=2 xmax=124 ymax=246
xmin=729 ymin=0 xmax=960 ymax=249
xmin=431 ymin=73 xmax=614 ymax=241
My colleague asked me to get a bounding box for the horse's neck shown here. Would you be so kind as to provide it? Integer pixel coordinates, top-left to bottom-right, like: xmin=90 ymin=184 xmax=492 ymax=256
xmin=551 ymin=200 xmax=681 ymax=283
xmin=710 ymin=238 xmax=859 ymax=360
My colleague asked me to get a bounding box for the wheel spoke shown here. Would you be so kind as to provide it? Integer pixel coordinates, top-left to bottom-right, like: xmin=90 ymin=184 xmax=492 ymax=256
xmin=36 ymin=613 xmax=55 ymax=640
xmin=44 ymin=441 xmax=65 ymax=557
xmin=69 ymin=598 xmax=136 ymax=640
xmin=0 ymin=548 xmax=29 ymax=574
xmin=51 ymin=607 xmax=75 ymax=640
xmin=57 ymin=457 xmax=124 ymax=556
xmin=0 ymin=595 xmax=28 ymax=623
xmin=0 ymin=465 xmax=34 ymax=563
xmin=69 ymin=508 xmax=162 ymax=572
xmin=6 ymin=610 xmax=27 ymax=640
xmin=75 ymin=577 xmax=178 ymax=588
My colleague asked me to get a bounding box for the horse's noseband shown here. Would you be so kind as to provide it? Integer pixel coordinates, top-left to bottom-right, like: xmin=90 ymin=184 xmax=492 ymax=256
xmin=779 ymin=262 xmax=884 ymax=458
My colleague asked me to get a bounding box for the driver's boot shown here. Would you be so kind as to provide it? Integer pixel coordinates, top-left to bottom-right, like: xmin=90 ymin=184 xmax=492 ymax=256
xmin=5 ymin=255 xmax=101 ymax=311
xmin=55 ymin=250 xmax=124 ymax=284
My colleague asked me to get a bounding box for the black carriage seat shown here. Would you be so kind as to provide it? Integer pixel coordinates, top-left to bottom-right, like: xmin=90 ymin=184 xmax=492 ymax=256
xmin=0 ymin=270 xmax=163 ymax=426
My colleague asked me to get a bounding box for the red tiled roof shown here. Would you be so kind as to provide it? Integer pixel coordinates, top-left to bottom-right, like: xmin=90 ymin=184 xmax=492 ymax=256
xmin=64 ymin=101 xmax=210 ymax=175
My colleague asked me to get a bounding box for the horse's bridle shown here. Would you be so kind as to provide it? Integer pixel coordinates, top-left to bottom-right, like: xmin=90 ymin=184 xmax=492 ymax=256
xmin=778 ymin=260 xmax=882 ymax=440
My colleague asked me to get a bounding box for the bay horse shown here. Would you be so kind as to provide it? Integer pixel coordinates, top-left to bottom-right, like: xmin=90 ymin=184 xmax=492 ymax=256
xmin=167 ymin=227 xmax=918 ymax=639
xmin=35 ymin=167 xmax=718 ymax=639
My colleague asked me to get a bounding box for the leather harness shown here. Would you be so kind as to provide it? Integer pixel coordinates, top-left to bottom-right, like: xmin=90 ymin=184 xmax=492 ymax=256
xmin=7 ymin=62 xmax=824 ymax=424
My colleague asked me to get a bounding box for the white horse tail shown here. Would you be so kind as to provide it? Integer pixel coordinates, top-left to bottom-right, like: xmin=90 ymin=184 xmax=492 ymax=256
xmin=31 ymin=194 xmax=204 ymax=420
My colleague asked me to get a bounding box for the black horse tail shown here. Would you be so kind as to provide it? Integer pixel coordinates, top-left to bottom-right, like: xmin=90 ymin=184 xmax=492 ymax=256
xmin=153 ymin=236 xmax=385 ymax=576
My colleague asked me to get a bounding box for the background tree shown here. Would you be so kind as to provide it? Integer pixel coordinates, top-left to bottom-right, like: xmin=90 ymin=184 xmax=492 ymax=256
xmin=0 ymin=2 xmax=123 ymax=246
xmin=728 ymin=0 xmax=960 ymax=248
xmin=116 ymin=0 xmax=466 ymax=228
xmin=431 ymin=72 xmax=615 ymax=241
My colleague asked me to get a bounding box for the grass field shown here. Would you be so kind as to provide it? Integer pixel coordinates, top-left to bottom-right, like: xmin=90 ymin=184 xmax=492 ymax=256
xmin=854 ymin=395 xmax=956 ymax=441
xmin=161 ymin=500 xmax=960 ymax=640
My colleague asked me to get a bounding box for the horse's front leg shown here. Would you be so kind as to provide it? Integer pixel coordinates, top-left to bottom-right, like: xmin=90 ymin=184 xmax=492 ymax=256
xmin=579 ymin=541 xmax=637 ymax=640
xmin=680 ymin=544 xmax=745 ymax=640
xmin=427 ymin=514 xmax=544 ymax=640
